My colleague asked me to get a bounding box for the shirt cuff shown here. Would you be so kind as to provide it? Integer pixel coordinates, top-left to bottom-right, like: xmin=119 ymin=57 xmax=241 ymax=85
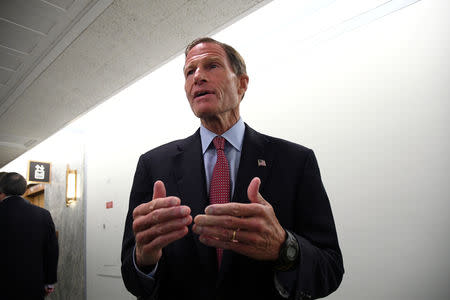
xmin=133 ymin=245 xmax=158 ymax=277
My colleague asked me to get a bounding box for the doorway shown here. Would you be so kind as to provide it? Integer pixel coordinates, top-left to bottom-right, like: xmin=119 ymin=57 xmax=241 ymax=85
xmin=23 ymin=183 xmax=45 ymax=208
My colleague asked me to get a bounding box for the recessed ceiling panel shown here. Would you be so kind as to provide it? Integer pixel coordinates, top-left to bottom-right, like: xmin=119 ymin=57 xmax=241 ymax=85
xmin=0 ymin=0 xmax=109 ymax=109
xmin=0 ymin=0 xmax=62 ymax=35
xmin=0 ymin=19 xmax=40 ymax=54
xmin=0 ymin=69 xmax=13 ymax=85
xmin=0 ymin=50 xmax=22 ymax=71
xmin=46 ymin=0 xmax=76 ymax=11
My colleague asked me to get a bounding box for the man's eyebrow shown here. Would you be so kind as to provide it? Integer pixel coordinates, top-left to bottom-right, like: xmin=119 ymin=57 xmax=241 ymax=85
xmin=183 ymin=61 xmax=196 ymax=72
xmin=203 ymin=56 xmax=222 ymax=64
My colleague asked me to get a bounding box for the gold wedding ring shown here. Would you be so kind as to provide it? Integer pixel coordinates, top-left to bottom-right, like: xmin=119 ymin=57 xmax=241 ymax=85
xmin=231 ymin=229 xmax=239 ymax=243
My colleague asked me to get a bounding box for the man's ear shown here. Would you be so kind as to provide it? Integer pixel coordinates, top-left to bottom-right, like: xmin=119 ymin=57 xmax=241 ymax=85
xmin=238 ymin=74 xmax=249 ymax=99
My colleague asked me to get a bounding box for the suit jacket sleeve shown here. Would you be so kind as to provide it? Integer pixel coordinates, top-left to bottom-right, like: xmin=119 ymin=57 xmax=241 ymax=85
xmin=121 ymin=155 xmax=159 ymax=298
xmin=43 ymin=210 xmax=59 ymax=284
xmin=276 ymin=149 xmax=344 ymax=299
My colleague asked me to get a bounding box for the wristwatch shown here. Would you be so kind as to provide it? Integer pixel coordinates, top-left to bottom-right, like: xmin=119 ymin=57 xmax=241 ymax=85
xmin=273 ymin=229 xmax=299 ymax=272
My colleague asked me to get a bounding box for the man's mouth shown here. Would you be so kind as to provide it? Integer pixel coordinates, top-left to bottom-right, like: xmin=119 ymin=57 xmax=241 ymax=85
xmin=193 ymin=90 xmax=214 ymax=99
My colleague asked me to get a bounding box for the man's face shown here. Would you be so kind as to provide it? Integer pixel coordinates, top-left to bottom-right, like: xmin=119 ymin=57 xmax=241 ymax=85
xmin=184 ymin=42 xmax=248 ymax=121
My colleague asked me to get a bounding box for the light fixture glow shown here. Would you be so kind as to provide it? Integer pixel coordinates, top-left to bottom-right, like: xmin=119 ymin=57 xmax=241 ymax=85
xmin=66 ymin=165 xmax=77 ymax=206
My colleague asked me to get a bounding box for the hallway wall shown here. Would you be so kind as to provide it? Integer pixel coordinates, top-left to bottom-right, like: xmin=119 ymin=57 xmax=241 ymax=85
xmin=0 ymin=128 xmax=86 ymax=300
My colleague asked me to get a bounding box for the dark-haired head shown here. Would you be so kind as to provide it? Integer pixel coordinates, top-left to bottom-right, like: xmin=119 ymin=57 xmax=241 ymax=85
xmin=0 ymin=172 xmax=27 ymax=196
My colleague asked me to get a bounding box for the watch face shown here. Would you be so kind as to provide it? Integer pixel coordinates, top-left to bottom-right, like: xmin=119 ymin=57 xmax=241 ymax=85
xmin=286 ymin=246 xmax=297 ymax=260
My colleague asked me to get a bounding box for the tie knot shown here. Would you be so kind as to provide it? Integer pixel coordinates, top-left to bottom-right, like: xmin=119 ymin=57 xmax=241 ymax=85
xmin=213 ymin=136 xmax=225 ymax=151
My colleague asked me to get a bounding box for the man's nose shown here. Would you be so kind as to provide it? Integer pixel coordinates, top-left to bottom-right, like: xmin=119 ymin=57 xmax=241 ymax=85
xmin=193 ymin=68 xmax=206 ymax=84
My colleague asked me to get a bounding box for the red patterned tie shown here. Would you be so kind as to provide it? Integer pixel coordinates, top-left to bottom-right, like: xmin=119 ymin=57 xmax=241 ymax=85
xmin=209 ymin=136 xmax=230 ymax=267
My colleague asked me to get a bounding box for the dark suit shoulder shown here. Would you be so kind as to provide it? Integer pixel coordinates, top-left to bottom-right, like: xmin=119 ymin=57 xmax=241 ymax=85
xmin=140 ymin=130 xmax=200 ymax=160
xmin=131 ymin=130 xmax=201 ymax=190
xmin=264 ymin=133 xmax=311 ymax=153
xmin=29 ymin=202 xmax=52 ymax=219
xmin=2 ymin=196 xmax=52 ymax=219
xmin=246 ymin=124 xmax=313 ymax=157
xmin=141 ymin=140 xmax=180 ymax=159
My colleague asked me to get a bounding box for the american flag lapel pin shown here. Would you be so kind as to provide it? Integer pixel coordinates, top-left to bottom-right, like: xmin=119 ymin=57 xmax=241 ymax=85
xmin=257 ymin=159 xmax=266 ymax=167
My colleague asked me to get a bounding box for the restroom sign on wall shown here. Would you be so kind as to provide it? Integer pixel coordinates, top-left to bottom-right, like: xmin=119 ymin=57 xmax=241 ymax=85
xmin=28 ymin=161 xmax=51 ymax=183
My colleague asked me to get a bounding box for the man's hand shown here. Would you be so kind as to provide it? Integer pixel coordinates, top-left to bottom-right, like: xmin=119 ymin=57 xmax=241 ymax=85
xmin=133 ymin=180 xmax=192 ymax=268
xmin=193 ymin=177 xmax=286 ymax=261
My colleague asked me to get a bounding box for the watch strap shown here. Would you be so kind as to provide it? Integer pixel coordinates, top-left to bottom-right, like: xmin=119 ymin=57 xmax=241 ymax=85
xmin=273 ymin=229 xmax=300 ymax=272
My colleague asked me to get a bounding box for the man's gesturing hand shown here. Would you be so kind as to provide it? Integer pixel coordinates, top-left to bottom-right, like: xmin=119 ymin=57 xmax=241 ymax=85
xmin=133 ymin=180 xmax=192 ymax=268
xmin=193 ymin=177 xmax=286 ymax=261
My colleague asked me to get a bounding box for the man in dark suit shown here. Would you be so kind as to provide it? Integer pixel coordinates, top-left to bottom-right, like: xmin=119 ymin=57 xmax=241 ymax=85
xmin=0 ymin=172 xmax=59 ymax=300
xmin=121 ymin=37 xmax=344 ymax=299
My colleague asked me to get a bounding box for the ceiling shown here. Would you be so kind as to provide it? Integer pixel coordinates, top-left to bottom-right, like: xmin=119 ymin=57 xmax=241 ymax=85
xmin=0 ymin=0 xmax=269 ymax=168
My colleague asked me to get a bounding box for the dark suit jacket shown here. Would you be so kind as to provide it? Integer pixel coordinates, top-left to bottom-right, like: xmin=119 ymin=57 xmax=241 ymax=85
xmin=0 ymin=196 xmax=59 ymax=300
xmin=121 ymin=124 xmax=344 ymax=300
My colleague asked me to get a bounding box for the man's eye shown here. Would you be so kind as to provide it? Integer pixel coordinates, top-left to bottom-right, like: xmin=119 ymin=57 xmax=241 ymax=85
xmin=186 ymin=69 xmax=194 ymax=76
xmin=210 ymin=64 xmax=218 ymax=69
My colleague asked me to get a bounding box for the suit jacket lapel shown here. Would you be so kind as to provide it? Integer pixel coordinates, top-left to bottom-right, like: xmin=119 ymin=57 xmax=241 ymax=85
xmin=232 ymin=124 xmax=272 ymax=204
xmin=219 ymin=124 xmax=273 ymax=283
xmin=173 ymin=130 xmax=217 ymax=275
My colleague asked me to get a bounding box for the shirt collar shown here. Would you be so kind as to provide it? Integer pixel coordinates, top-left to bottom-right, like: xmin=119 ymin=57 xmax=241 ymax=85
xmin=200 ymin=118 xmax=245 ymax=154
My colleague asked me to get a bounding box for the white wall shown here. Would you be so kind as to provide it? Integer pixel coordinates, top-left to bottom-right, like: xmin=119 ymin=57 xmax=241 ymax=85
xmin=4 ymin=0 xmax=449 ymax=299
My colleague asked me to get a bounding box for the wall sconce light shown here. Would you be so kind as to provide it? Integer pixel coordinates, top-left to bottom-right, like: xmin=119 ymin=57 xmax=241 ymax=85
xmin=66 ymin=165 xmax=77 ymax=206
